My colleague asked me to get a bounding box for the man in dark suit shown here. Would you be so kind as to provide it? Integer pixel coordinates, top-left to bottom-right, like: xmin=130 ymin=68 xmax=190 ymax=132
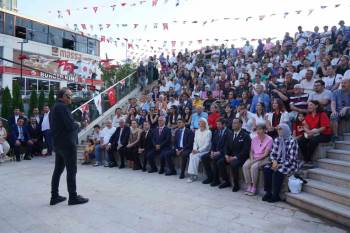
xmin=9 ymin=108 xmax=21 ymax=128
xmin=218 ymin=118 xmax=251 ymax=192
xmin=26 ymin=116 xmax=43 ymax=156
xmin=149 ymin=116 xmax=172 ymax=174
xmin=202 ymin=117 xmax=232 ymax=186
xmin=50 ymin=87 xmax=88 ymax=206
xmin=165 ymin=118 xmax=194 ymax=178
xmin=10 ymin=117 xmax=31 ymax=161
xmin=138 ymin=121 xmax=154 ymax=172
xmin=107 ymin=119 xmax=130 ymax=168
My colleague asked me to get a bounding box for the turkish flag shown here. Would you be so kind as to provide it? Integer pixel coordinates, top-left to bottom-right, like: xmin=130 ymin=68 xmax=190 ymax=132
xmin=107 ymin=88 xmax=117 ymax=106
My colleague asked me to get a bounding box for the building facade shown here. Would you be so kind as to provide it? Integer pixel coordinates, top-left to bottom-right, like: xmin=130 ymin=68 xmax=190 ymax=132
xmin=0 ymin=9 xmax=102 ymax=97
xmin=0 ymin=0 xmax=17 ymax=12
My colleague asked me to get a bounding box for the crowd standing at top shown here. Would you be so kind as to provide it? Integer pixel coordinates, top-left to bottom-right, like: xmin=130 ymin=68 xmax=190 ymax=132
xmin=1 ymin=21 xmax=350 ymax=203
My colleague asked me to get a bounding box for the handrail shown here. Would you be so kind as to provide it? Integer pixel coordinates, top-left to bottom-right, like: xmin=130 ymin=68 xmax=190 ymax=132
xmin=0 ymin=116 xmax=8 ymax=122
xmin=71 ymin=71 xmax=136 ymax=114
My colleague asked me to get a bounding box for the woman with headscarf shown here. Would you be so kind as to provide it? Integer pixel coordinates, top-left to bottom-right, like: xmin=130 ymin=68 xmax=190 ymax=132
xmin=187 ymin=118 xmax=212 ymax=183
xmin=263 ymin=123 xmax=298 ymax=203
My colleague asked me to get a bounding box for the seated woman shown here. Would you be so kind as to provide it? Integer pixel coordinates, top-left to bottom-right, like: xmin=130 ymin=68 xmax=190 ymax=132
xmin=0 ymin=120 xmax=10 ymax=163
xmin=266 ymin=98 xmax=289 ymax=139
xmin=251 ymin=102 xmax=268 ymax=138
xmin=82 ymin=139 xmax=95 ymax=165
xmin=298 ymin=100 xmax=332 ymax=168
xmin=243 ymin=124 xmax=273 ymax=196
xmin=263 ymin=123 xmax=298 ymax=203
xmin=187 ymin=118 xmax=212 ymax=183
xmin=181 ymin=106 xmax=192 ymax=129
xmin=126 ymin=120 xmax=142 ymax=170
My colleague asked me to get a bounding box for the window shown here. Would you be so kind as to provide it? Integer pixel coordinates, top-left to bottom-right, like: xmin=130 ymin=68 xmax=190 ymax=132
xmin=76 ymin=42 xmax=87 ymax=53
xmin=38 ymin=79 xmax=49 ymax=93
xmin=49 ymin=80 xmax=60 ymax=94
xmin=63 ymin=38 xmax=74 ymax=50
xmin=0 ymin=12 xmax=4 ymax=33
xmin=16 ymin=17 xmax=32 ymax=29
xmin=32 ymin=22 xmax=48 ymax=43
xmin=4 ymin=13 xmax=14 ymax=35
xmin=15 ymin=26 xmax=26 ymax=39
xmin=48 ymin=26 xmax=63 ymax=47
xmin=87 ymin=39 xmax=97 ymax=55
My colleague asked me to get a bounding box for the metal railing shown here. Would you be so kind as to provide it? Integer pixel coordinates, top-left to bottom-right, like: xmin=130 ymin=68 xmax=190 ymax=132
xmin=71 ymin=72 xmax=137 ymax=131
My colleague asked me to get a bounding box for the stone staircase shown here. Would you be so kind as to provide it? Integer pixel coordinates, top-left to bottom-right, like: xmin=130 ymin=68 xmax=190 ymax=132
xmin=286 ymin=133 xmax=350 ymax=228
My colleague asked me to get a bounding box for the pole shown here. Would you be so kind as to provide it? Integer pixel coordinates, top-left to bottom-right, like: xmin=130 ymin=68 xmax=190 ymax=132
xmin=20 ymin=42 xmax=23 ymax=80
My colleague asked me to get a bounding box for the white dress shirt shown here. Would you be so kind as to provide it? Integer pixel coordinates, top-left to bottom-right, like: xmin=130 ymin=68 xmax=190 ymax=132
xmin=41 ymin=112 xmax=50 ymax=131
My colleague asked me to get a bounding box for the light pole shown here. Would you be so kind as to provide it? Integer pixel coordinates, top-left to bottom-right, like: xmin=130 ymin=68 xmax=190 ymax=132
xmin=18 ymin=38 xmax=28 ymax=95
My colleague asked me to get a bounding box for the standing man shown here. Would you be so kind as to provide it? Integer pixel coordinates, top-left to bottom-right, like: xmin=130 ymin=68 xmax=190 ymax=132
xmin=138 ymin=121 xmax=154 ymax=172
xmin=50 ymin=88 xmax=88 ymax=206
xmin=41 ymin=105 xmax=52 ymax=156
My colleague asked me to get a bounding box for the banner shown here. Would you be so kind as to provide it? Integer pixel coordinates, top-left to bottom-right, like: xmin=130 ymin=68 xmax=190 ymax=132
xmin=107 ymin=88 xmax=117 ymax=106
xmin=93 ymin=94 xmax=103 ymax=115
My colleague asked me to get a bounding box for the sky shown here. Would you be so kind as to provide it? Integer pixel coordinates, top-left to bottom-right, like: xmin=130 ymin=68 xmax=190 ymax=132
xmin=17 ymin=0 xmax=350 ymax=61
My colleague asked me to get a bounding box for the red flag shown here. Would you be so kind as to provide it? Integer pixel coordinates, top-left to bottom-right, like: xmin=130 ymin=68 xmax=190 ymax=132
xmin=107 ymin=88 xmax=117 ymax=106
xmin=81 ymin=24 xmax=87 ymax=30
xmin=152 ymin=0 xmax=158 ymax=6
xmin=100 ymin=36 xmax=106 ymax=42
xmin=128 ymin=43 xmax=133 ymax=49
xmin=171 ymin=41 xmax=176 ymax=47
xmin=79 ymin=103 xmax=89 ymax=113
xmin=93 ymin=6 xmax=98 ymax=13
xmin=66 ymin=9 xmax=71 ymax=16
xmin=162 ymin=23 xmax=168 ymax=30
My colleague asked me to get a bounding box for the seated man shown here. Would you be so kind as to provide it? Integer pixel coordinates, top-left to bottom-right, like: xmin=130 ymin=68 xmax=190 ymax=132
xmin=165 ymin=118 xmax=194 ymax=178
xmin=26 ymin=116 xmax=43 ymax=156
xmin=331 ymin=77 xmax=350 ymax=140
xmin=202 ymin=118 xmax=232 ymax=186
xmin=10 ymin=117 xmax=31 ymax=161
xmin=138 ymin=121 xmax=154 ymax=172
xmin=149 ymin=116 xmax=172 ymax=174
xmin=107 ymin=119 xmax=130 ymax=168
xmin=218 ymin=118 xmax=251 ymax=192
xmin=98 ymin=121 xmax=116 ymax=166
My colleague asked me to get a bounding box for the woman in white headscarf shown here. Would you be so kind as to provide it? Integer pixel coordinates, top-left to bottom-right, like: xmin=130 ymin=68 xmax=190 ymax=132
xmin=187 ymin=118 xmax=212 ymax=183
xmin=262 ymin=123 xmax=298 ymax=203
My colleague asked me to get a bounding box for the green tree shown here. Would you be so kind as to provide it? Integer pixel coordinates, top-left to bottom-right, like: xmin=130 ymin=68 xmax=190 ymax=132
xmin=28 ymin=89 xmax=38 ymax=116
xmin=48 ymin=89 xmax=55 ymax=108
xmin=12 ymin=81 xmax=24 ymax=112
xmin=38 ymin=89 xmax=45 ymax=113
xmin=100 ymin=63 xmax=135 ymax=87
xmin=1 ymin=87 xmax=12 ymax=120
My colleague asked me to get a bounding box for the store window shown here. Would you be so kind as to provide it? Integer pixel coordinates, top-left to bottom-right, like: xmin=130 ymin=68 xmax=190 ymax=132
xmin=15 ymin=17 xmax=32 ymax=39
xmin=87 ymin=39 xmax=97 ymax=55
xmin=4 ymin=13 xmax=14 ymax=36
xmin=48 ymin=26 xmax=63 ymax=47
xmin=32 ymin=22 xmax=48 ymax=44
xmin=49 ymin=81 xmax=60 ymax=94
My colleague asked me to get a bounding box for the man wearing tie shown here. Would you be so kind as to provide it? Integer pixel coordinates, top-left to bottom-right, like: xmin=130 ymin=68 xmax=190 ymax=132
xmin=27 ymin=116 xmax=43 ymax=156
xmin=149 ymin=116 xmax=171 ymax=174
xmin=202 ymin=118 xmax=232 ymax=186
xmin=138 ymin=121 xmax=154 ymax=172
xmin=165 ymin=118 xmax=194 ymax=178
xmin=11 ymin=117 xmax=30 ymax=161
xmin=107 ymin=119 xmax=130 ymax=168
xmin=9 ymin=108 xmax=21 ymax=128
xmin=218 ymin=118 xmax=251 ymax=192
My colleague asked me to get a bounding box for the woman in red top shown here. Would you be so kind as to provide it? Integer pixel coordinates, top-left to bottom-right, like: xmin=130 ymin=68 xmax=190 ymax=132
xmin=298 ymin=100 xmax=332 ymax=167
xmin=207 ymin=104 xmax=221 ymax=130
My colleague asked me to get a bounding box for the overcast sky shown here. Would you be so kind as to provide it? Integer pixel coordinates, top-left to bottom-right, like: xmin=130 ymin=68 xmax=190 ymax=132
xmin=18 ymin=0 xmax=350 ymax=61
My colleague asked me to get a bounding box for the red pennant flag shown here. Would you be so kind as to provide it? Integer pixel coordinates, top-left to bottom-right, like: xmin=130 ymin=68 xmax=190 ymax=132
xmin=81 ymin=24 xmax=87 ymax=30
xmin=100 ymin=36 xmax=106 ymax=42
xmin=121 ymin=2 xmax=127 ymax=7
xmin=93 ymin=6 xmax=98 ymax=13
xmin=107 ymin=88 xmax=117 ymax=106
xmin=66 ymin=9 xmax=71 ymax=16
xmin=106 ymin=24 xmax=111 ymax=28
xmin=162 ymin=23 xmax=168 ymax=30
xmin=171 ymin=41 xmax=176 ymax=47
xmin=128 ymin=43 xmax=133 ymax=49
xmin=79 ymin=103 xmax=89 ymax=113
xmin=152 ymin=0 xmax=158 ymax=6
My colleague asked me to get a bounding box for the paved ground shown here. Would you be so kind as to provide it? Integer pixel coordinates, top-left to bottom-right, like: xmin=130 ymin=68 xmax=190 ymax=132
xmin=0 ymin=157 xmax=347 ymax=233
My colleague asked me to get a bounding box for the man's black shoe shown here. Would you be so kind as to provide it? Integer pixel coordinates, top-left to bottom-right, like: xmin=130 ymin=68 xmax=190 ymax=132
xmin=148 ymin=168 xmax=158 ymax=173
xmin=68 ymin=195 xmax=89 ymax=206
xmin=202 ymin=178 xmax=212 ymax=184
xmin=232 ymin=185 xmax=240 ymax=192
xmin=118 ymin=164 xmax=125 ymax=169
xmin=142 ymin=168 xmax=147 ymax=172
xmin=165 ymin=170 xmax=177 ymax=176
xmin=158 ymin=168 xmax=164 ymax=174
xmin=262 ymin=193 xmax=272 ymax=202
xmin=108 ymin=162 xmax=116 ymax=168
xmin=50 ymin=195 xmax=67 ymax=206
xmin=179 ymin=173 xmax=185 ymax=179
xmin=210 ymin=181 xmax=220 ymax=187
xmin=218 ymin=182 xmax=231 ymax=189
xmin=268 ymin=196 xmax=281 ymax=203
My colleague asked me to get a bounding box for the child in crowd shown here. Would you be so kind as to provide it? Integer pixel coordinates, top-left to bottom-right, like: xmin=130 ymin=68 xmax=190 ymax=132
xmin=292 ymin=113 xmax=307 ymax=140
xmin=82 ymin=139 xmax=95 ymax=165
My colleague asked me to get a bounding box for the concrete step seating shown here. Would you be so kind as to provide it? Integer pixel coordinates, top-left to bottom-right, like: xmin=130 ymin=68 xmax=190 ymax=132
xmin=286 ymin=129 xmax=350 ymax=228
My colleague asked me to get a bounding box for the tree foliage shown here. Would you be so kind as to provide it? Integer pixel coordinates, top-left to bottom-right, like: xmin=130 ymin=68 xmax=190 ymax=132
xmin=12 ymin=81 xmax=24 ymax=112
xmin=28 ymin=89 xmax=38 ymax=116
xmin=100 ymin=63 xmax=135 ymax=87
xmin=38 ymin=89 xmax=46 ymax=113
xmin=1 ymin=87 xmax=12 ymax=120
xmin=48 ymin=88 xmax=55 ymax=108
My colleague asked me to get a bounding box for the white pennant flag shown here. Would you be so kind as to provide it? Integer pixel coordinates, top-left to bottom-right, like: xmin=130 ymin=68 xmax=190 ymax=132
xmin=93 ymin=94 xmax=102 ymax=115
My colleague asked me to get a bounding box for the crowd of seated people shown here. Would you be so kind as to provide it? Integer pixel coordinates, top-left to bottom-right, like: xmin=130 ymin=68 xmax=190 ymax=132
xmin=0 ymin=105 xmax=53 ymax=163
